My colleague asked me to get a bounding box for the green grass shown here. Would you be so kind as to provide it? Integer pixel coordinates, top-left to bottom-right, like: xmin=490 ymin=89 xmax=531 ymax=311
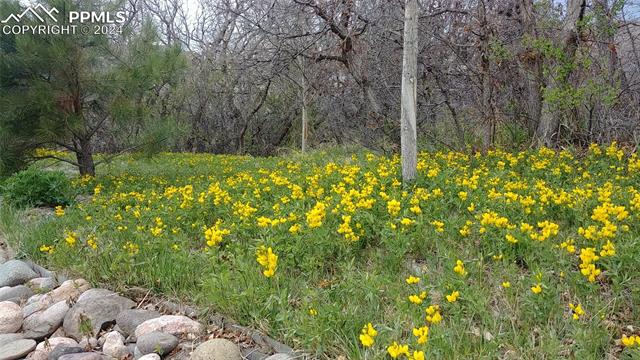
xmin=1 ymin=145 xmax=640 ymax=359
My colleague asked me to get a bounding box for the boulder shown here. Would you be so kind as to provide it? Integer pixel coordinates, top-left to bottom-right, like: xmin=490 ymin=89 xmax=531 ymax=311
xmin=57 ymin=353 xmax=102 ymax=360
xmin=115 ymin=309 xmax=161 ymax=337
xmin=48 ymin=345 xmax=84 ymax=360
xmin=265 ymin=355 xmax=294 ymax=360
xmin=136 ymin=331 xmax=178 ymax=356
xmin=0 ymin=285 xmax=34 ymax=303
xmin=101 ymin=331 xmax=131 ymax=359
xmin=27 ymin=277 xmax=58 ymax=292
xmin=63 ymin=291 xmax=135 ymax=340
xmin=23 ymin=300 xmax=69 ymax=339
xmin=0 ymin=333 xmax=24 ymax=347
xmin=0 ymin=301 xmax=22 ymax=333
xmin=0 ymin=338 xmax=37 ymax=360
xmin=134 ymin=315 xmax=203 ymax=338
xmin=138 ymin=354 xmax=161 ymax=360
xmin=23 ymin=279 xmax=90 ymax=318
xmin=0 ymin=260 xmax=38 ymax=287
xmin=190 ymin=339 xmax=242 ymax=360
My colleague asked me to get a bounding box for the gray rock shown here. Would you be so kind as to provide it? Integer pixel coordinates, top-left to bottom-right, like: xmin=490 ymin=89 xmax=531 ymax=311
xmin=264 ymin=355 xmax=294 ymax=360
xmin=101 ymin=331 xmax=131 ymax=359
xmin=34 ymin=337 xmax=79 ymax=353
xmin=190 ymin=339 xmax=242 ymax=360
xmin=63 ymin=291 xmax=135 ymax=340
xmin=29 ymin=337 xmax=79 ymax=360
xmin=134 ymin=315 xmax=203 ymax=338
xmin=138 ymin=354 xmax=161 ymax=360
xmin=0 ymin=301 xmax=22 ymax=334
xmin=23 ymin=300 xmax=70 ymax=339
xmin=48 ymin=345 xmax=84 ymax=360
xmin=0 ymin=285 xmax=35 ymax=303
xmin=77 ymin=337 xmax=98 ymax=350
xmin=27 ymin=277 xmax=58 ymax=292
xmin=57 ymin=353 xmax=102 ymax=360
xmin=23 ymin=261 xmax=55 ymax=279
xmin=76 ymin=289 xmax=117 ymax=304
xmin=0 ymin=333 xmax=23 ymax=347
xmin=50 ymin=327 xmax=67 ymax=338
xmin=115 ymin=309 xmax=161 ymax=337
xmin=0 ymin=260 xmax=38 ymax=287
xmin=136 ymin=331 xmax=178 ymax=356
xmin=0 ymin=338 xmax=37 ymax=360
xmin=23 ymin=279 xmax=90 ymax=318
xmin=241 ymin=349 xmax=269 ymax=360
xmin=125 ymin=343 xmax=136 ymax=356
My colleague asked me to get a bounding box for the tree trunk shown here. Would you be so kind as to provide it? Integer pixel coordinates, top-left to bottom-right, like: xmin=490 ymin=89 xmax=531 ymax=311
xmin=520 ymin=0 xmax=543 ymax=137
xmin=76 ymin=138 xmax=95 ymax=176
xmin=401 ymin=0 xmax=418 ymax=181
xmin=298 ymin=55 xmax=308 ymax=153
xmin=478 ymin=0 xmax=495 ymax=148
xmin=536 ymin=0 xmax=586 ymax=146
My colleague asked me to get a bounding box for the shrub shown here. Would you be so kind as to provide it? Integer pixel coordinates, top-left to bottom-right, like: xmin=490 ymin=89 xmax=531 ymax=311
xmin=1 ymin=168 xmax=73 ymax=208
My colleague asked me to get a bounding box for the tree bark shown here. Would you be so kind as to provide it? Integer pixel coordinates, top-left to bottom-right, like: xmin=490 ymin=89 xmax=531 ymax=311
xmin=536 ymin=0 xmax=586 ymax=146
xmin=519 ymin=0 xmax=543 ymax=137
xmin=401 ymin=0 xmax=418 ymax=181
xmin=75 ymin=137 xmax=95 ymax=176
xmin=298 ymin=55 xmax=308 ymax=153
xmin=478 ymin=0 xmax=495 ymax=148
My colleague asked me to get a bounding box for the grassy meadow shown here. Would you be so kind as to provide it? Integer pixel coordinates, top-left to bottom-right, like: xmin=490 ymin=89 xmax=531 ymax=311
xmin=1 ymin=144 xmax=640 ymax=359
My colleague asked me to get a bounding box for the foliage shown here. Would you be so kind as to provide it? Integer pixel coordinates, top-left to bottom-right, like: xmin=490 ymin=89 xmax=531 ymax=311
xmin=1 ymin=167 xmax=73 ymax=208
xmin=2 ymin=145 xmax=640 ymax=358
xmin=0 ymin=0 xmax=186 ymax=176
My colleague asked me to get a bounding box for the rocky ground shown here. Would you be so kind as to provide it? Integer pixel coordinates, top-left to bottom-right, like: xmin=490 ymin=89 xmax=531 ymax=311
xmin=0 ymin=246 xmax=305 ymax=360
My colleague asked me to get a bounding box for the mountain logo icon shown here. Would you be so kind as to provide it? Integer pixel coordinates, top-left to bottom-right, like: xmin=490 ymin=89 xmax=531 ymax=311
xmin=1 ymin=4 xmax=59 ymax=23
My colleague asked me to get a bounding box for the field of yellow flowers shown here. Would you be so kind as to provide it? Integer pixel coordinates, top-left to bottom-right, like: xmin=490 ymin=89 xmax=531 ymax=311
xmin=2 ymin=144 xmax=640 ymax=359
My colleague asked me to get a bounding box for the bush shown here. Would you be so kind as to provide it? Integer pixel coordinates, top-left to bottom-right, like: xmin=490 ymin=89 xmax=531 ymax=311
xmin=1 ymin=168 xmax=73 ymax=208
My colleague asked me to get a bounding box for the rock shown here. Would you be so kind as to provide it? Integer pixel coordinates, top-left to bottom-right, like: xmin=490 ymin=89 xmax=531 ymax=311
xmin=23 ymin=261 xmax=55 ymax=279
xmin=77 ymin=337 xmax=98 ymax=350
xmin=63 ymin=291 xmax=135 ymax=340
xmin=30 ymin=337 xmax=79 ymax=360
xmin=125 ymin=343 xmax=136 ymax=356
xmin=101 ymin=331 xmax=131 ymax=359
xmin=0 ymin=301 xmax=22 ymax=333
xmin=48 ymin=345 xmax=84 ymax=360
xmin=0 ymin=338 xmax=37 ymax=360
xmin=26 ymin=293 xmax=44 ymax=306
xmin=0 ymin=285 xmax=35 ymax=303
xmin=51 ymin=327 xmax=67 ymax=338
xmin=243 ymin=350 xmax=269 ymax=360
xmin=115 ymin=309 xmax=161 ymax=337
xmin=0 ymin=333 xmax=24 ymax=347
xmin=136 ymin=331 xmax=178 ymax=356
xmin=190 ymin=339 xmax=242 ymax=360
xmin=57 ymin=353 xmax=102 ymax=360
xmin=26 ymin=350 xmax=48 ymax=360
xmin=138 ymin=354 xmax=161 ymax=360
xmin=134 ymin=315 xmax=203 ymax=338
xmin=27 ymin=277 xmax=58 ymax=292
xmin=265 ymin=355 xmax=293 ymax=360
xmin=23 ymin=300 xmax=69 ymax=339
xmin=23 ymin=279 xmax=90 ymax=318
xmin=0 ymin=260 xmax=38 ymax=287
xmin=76 ymin=288 xmax=117 ymax=304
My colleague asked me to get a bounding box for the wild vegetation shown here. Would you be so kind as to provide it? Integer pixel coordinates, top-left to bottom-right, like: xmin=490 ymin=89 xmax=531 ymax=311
xmin=1 ymin=0 xmax=640 ymax=177
xmin=2 ymin=0 xmax=640 ymax=358
xmin=1 ymin=144 xmax=639 ymax=358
